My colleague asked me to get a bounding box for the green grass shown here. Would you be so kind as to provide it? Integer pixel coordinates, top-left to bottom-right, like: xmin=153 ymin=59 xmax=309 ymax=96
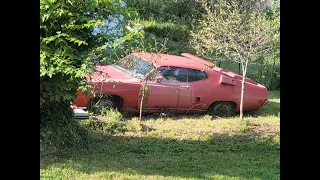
xmin=40 ymin=91 xmax=280 ymax=180
xmin=137 ymin=20 xmax=190 ymax=42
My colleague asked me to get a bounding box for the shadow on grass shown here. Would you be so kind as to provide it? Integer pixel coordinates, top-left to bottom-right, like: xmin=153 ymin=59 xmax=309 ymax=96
xmin=125 ymin=100 xmax=280 ymax=120
xmin=40 ymin=130 xmax=280 ymax=179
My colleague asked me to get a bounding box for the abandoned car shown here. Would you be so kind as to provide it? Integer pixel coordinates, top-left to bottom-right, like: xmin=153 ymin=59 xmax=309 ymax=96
xmin=72 ymin=53 xmax=269 ymax=117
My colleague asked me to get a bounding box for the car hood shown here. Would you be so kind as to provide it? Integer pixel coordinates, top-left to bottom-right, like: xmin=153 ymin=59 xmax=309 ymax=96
xmin=88 ymin=65 xmax=137 ymax=82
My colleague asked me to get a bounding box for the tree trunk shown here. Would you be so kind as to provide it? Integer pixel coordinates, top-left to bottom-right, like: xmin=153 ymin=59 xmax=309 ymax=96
xmin=240 ymin=61 xmax=248 ymax=119
xmin=240 ymin=75 xmax=245 ymax=119
xmin=139 ymin=86 xmax=145 ymax=121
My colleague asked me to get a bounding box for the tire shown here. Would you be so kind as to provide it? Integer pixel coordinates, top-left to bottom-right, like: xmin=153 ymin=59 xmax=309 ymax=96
xmin=207 ymin=102 xmax=235 ymax=117
xmin=88 ymin=96 xmax=117 ymax=115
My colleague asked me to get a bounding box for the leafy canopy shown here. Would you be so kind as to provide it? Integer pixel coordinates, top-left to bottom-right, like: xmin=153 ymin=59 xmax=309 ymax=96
xmin=191 ymin=0 xmax=279 ymax=66
xmin=40 ymin=0 xmax=137 ymax=104
xmin=191 ymin=0 xmax=279 ymax=119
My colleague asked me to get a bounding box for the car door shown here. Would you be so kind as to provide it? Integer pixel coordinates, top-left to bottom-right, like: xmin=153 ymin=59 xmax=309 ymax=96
xmin=138 ymin=67 xmax=180 ymax=111
xmin=139 ymin=80 xmax=180 ymax=110
xmin=138 ymin=67 xmax=192 ymax=111
xmin=187 ymin=69 xmax=210 ymax=110
xmin=176 ymin=68 xmax=210 ymax=111
xmin=173 ymin=68 xmax=192 ymax=110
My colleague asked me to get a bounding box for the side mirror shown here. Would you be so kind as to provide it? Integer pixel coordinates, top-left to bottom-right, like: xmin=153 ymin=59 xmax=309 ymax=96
xmin=155 ymin=76 xmax=163 ymax=83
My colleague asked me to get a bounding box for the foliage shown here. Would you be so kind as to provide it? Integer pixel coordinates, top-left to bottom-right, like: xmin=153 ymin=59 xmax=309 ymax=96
xmin=40 ymin=100 xmax=89 ymax=149
xmin=127 ymin=0 xmax=280 ymax=90
xmin=137 ymin=20 xmax=190 ymax=42
xmin=40 ymin=0 xmax=139 ymax=147
xmin=102 ymin=29 xmax=194 ymax=65
xmin=126 ymin=0 xmax=203 ymax=26
xmin=82 ymin=110 xmax=146 ymax=134
xmin=241 ymin=124 xmax=249 ymax=132
xmin=40 ymin=0 xmax=132 ymax=104
xmin=101 ymin=108 xmax=124 ymax=121
xmin=83 ymin=118 xmax=126 ymax=134
xmin=191 ymin=0 xmax=279 ymax=118
xmin=203 ymin=134 xmax=213 ymax=142
xmin=191 ymin=0 xmax=279 ymax=64
xmin=126 ymin=117 xmax=143 ymax=132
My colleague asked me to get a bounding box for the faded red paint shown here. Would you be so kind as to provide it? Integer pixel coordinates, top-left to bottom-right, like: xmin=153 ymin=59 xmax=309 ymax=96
xmin=74 ymin=53 xmax=269 ymax=113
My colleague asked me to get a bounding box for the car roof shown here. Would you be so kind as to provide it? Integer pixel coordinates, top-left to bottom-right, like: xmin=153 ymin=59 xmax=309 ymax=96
xmin=131 ymin=52 xmax=214 ymax=71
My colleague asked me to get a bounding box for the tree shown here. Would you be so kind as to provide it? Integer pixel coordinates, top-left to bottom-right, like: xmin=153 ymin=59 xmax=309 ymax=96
xmin=40 ymin=0 xmax=137 ymax=145
xmin=40 ymin=0 xmax=130 ymax=104
xmin=191 ymin=0 xmax=279 ymax=119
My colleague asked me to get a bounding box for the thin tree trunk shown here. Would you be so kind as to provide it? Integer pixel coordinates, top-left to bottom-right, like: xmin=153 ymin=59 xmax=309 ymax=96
xmin=240 ymin=60 xmax=248 ymax=119
xmin=240 ymin=75 xmax=245 ymax=119
xmin=139 ymin=86 xmax=145 ymax=121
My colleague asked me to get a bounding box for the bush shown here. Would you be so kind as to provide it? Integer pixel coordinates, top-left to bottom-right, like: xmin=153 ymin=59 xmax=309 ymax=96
xmin=141 ymin=21 xmax=190 ymax=42
xmin=127 ymin=0 xmax=203 ymax=25
xmin=40 ymin=0 xmax=136 ymax=149
xmin=40 ymin=101 xmax=89 ymax=149
xmin=126 ymin=117 xmax=143 ymax=132
xmin=81 ymin=109 xmax=127 ymax=134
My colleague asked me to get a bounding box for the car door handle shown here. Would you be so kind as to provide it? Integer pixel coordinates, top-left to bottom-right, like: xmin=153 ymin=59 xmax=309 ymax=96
xmin=181 ymin=85 xmax=190 ymax=89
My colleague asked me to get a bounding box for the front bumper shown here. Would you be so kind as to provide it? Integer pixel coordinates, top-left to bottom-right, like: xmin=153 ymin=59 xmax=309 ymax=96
xmin=73 ymin=107 xmax=89 ymax=119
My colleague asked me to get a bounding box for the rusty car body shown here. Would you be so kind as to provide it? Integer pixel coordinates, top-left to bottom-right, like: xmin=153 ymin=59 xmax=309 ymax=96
xmin=73 ymin=53 xmax=269 ymax=116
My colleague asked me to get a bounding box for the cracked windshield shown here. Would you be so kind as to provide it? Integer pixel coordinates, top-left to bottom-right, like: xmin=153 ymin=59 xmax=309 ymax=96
xmin=114 ymin=55 xmax=155 ymax=78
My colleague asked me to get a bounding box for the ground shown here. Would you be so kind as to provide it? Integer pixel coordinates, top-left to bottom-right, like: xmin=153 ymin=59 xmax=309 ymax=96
xmin=40 ymin=91 xmax=280 ymax=180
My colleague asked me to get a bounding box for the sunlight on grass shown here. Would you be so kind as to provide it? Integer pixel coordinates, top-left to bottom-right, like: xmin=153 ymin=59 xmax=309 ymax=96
xmin=40 ymin=167 xmax=266 ymax=180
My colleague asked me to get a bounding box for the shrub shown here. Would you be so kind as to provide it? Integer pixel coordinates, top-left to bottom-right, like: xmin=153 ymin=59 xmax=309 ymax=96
xmin=126 ymin=117 xmax=143 ymax=132
xmin=40 ymin=0 xmax=136 ymax=148
xmin=40 ymin=101 xmax=89 ymax=149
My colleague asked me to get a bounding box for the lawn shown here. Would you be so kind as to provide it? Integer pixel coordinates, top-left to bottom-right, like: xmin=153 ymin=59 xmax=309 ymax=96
xmin=40 ymin=91 xmax=280 ymax=180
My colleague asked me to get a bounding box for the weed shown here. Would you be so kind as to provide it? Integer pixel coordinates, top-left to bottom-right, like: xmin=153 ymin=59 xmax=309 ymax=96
xmin=204 ymin=135 xmax=213 ymax=142
xmin=274 ymin=135 xmax=280 ymax=147
xmin=241 ymin=124 xmax=249 ymax=133
xmin=126 ymin=117 xmax=143 ymax=132
xmin=169 ymin=130 xmax=175 ymax=137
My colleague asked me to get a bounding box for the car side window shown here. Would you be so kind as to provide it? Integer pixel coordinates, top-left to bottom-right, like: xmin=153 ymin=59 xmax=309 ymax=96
xmin=174 ymin=68 xmax=188 ymax=82
xmin=188 ymin=69 xmax=197 ymax=82
xmin=158 ymin=67 xmax=188 ymax=82
xmin=196 ymin=70 xmax=208 ymax=81
xmin=158 ymin=67 xmax=207 ymax=82
xmin=188 ymin=69 xmax=208 ymax=82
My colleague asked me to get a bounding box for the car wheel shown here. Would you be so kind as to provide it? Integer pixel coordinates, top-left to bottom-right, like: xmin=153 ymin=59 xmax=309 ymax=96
xmin=89 ymin=96 xmax=117 ymax=115
xmin=208 ymin=102 xmax=235 ymax=117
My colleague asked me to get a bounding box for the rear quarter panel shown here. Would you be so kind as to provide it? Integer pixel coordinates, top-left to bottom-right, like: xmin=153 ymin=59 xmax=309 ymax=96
xmin=203 ymin=69 xmax=268 ymax=112
xmin=195 ymin=70 xmax=235 ymax=109
xmin=232 ymin=80 xmax=268 ymax=111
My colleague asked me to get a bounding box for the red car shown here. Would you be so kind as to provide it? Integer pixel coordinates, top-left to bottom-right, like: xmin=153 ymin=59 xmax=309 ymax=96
xmin=73 ymin=52 xmax=268 ymax=117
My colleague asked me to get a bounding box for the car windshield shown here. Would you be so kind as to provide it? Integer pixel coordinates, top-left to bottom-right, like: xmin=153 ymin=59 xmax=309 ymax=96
xmin=113 ymin=55 xmax=156 ymax=78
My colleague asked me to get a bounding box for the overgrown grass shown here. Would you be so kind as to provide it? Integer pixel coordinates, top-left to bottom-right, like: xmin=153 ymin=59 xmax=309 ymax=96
xmin=40 ymin=91 xmax=280 ymax=180
xmin=137 ymin=20 xmax=190 ymax=42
